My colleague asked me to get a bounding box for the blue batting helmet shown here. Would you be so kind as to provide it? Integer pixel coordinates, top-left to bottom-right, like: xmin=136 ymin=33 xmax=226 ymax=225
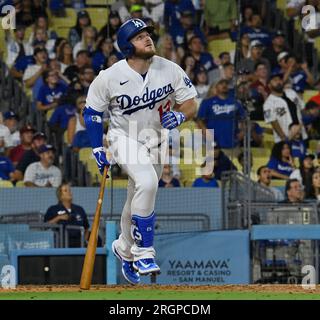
xmin=117 ymin=18 xmax=154 ymax=58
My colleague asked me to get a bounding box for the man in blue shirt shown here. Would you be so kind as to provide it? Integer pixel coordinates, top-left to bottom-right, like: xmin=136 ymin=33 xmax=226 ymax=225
xmin=197 ymin=79 xmax=246 ymax=148
xmin=192 ymin=173 xmax=219 ymax=187
xmin=0 ymin=155 xmax=15 ymax=181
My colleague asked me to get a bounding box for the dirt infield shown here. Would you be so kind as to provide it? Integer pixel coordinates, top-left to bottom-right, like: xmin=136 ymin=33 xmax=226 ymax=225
xmin=1 ymin=284 xmax=320 ymax=294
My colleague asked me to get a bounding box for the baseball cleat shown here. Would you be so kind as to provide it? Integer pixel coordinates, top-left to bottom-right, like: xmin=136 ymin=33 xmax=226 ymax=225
xmin=133 ymin=258 xmax=161 ymax=275
xmin=112 ymin=241 xmax=140 ymax=285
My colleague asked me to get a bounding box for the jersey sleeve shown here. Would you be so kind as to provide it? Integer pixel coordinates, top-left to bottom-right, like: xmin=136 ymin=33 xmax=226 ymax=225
xmin=86 ymin=71 xmax=111 ymax=113
xmin=172 ymin=64 xmax=198 ymax=104
xmin=263 ymin=98 xmax=276 ymax=123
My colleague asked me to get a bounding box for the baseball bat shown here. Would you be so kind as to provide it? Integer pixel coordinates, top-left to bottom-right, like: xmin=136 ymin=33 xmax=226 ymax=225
xmin=80 ymin=166 xmax=108 ymax=290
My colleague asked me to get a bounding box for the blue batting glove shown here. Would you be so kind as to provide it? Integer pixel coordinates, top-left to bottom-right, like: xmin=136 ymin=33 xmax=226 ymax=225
xmin=161 ymin=111 xmax=186 ymax=130
xmin=93 ymin=147 xmax=110 ymax=175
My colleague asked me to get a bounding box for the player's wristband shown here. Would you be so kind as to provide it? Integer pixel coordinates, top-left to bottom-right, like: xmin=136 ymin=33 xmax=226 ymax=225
xmin=83 ymin=106 xmax=104 ymax=149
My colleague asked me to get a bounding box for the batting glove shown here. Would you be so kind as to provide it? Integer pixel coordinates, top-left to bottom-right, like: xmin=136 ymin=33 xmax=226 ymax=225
xmin=161 ymin=111 xmax=186 ymax=130
xmin=93 ymin=147 xmax=110 ymax=175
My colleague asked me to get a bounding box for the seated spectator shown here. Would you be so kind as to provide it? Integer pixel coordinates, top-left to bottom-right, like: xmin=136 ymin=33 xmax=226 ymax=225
xmin=63 ymin=50 xmax=91 ymax=83
xmin=0 ymin=121 xmax=13 ymax=156
xmin=273 ymin=51 xmax=289 ymax=75
xmin=307 ymin=171 xmax=320 ymax=201
xmin=288 ymin=123 xmax=306 ymax=161
xmin=36 ymin=69 xmax=67 ymax=112
xmin=73 ymin=26 xmax=97 ymax=59
xmin=9 ymin=125 xmax=35 ymax=166
xmin=28 ymin=15 xmax=58 ymax=44
xmin=98 ymin=10 xmax=121 ymax=42
xmin=263 ymin=72 xmax=307 ymax=143
xmin=180 ymin=53 xmax=197 ymax=82
xmin=31 ymin=27 xmax=56 ymax=59
xmin=197 ymin=79 xmax=245 ymax=149
xmin=290 ymin=154 xmax=315 ymax=198
xmin=204 ymin=0 xmax=236 ymax=40
xmin=49 ymin=0 xmax=65 ymax=17
xmin=236 ymin=33 xmax=250 ymax=61
xmin=241 ymin=13 xmax=272 ymax=46
xmin=159 ymin=164 xmax=180 ymax=187
xmin=15 ymin=0 xmax=34 ymax=27
xmin=237 ymin=151 xmax=257 ymax=181
xmin=0 ymin=153 xmax=15 ymax=182
xmin=267 ymin=141 xmax=295 ymax=179
xmin=12 ymin=132 xmax=47 ymax=181
xmin=157 ymin=33 xmax=180 ymax=64
xmin=283 ymin=178 xmax=305 ymax=203
xmin=257 ymin=166 xmax=284 ymax=201
xmin=68 ymin=10 xmax=93 ymax=48
xmin=24 ymin=144 xmax=62 ymax=187
xmin=23 ymin=47 xmax=48 ymax=89
xmin=218 ymin=52 xmax=232 ymax=66
xmin=103 ymin=53 xmax=119 ymax=69
xmin=238 ymin=40 xmax=270 ymax=74
xmin=3 ymin=111 xmax=20 ymax=147
xmin=44 ymin=182 xmax=90 ymax=247
xmin=194 ymin=68 xmax=210 ymax=102
xmin=56 ymin=40 xmax=74 ymax=73
xmin=302 ymin=100 xmax=320 ymax=139
xmin=192 ymin=172 xmax=219 ymax=188
xmin=221 ymin=62 xmax=235 ymax=91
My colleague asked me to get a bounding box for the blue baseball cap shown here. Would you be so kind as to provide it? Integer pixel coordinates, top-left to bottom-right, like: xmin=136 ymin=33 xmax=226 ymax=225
xmin=38 ymin=144 xmax=55 ymax=154
xmin=4 ymin=111 xmax=19 ymax=120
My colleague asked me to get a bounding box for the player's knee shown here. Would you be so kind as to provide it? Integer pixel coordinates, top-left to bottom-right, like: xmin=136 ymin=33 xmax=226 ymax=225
xmin=136 ymin=174 xmax=158 ymax=195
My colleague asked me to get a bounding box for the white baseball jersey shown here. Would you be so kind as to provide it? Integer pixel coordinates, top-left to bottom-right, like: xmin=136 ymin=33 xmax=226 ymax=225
xmin=86 ymin=55 xmax=197 ymax=148
xmin=263 ymin=88 xmax=307 ymax=143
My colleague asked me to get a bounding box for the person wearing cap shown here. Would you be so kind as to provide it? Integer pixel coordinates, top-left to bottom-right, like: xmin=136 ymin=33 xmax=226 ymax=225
xmin=0 ymin=119 xmax=14 ymax=156
xmin=116 ymin=0 xmax=150 ymax=24
xmin=290 ymin=153 xmax=315 ymax=197
xmin=98 ymin=11 xmax=122 ymax=42
xmin=263 ymin=71 xmax=307 ymax=143
xmin=197 ymin=79 xmax=246 ymax=149
xmin=130 ymin=4 xmax=144 ymax=19
xmin=262 ymin=31 xmax=290 ymax=69
xmin=9 ymin=125 xmax=35 ymax=166
xmin=241 ymin=13 xmax=272 ymax=47
xmin=3 ymin=111 xmax=20 ymax=147
xmin=5 ymin=24 xmax=33 ymax=68
xmin=12 ymin=132 xmax=47 ymax=181
xmin=24 ymin=144 xmax=61 ymax=187
xmin=68 ymin=10 xmax=95 ymax=48
xmin=238 ymin=39 xmax=270 ymax=74
xmin=23 ymin=47 xmax=48 ymax=88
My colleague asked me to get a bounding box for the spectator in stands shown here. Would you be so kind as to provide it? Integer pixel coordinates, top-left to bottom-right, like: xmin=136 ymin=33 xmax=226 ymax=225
xmin=239 ymin=40 xmax=270 ymax=74
xmin=0 ymin=120 xmax=13 ymax=156
xmin=237 ymin=33 xmax=250 ymax=60
xmin=221 ymin=62 xmax=235 ymax=91
xmin=192 ymin=170 xmax=219 ymax=188
xmin=286 ymin=0 xmax=306 ymax=18
xmin=218 ymin=52 xmax=232 ymax=66
xmin=104 ymin=53 xmax=119 ymax=69
xmin=15 ymin=0 xmax=35 ymax=27
xmin=0 ymin=152 xmax=15 ymax=182
xmin=283 ymin=178 xmax=305 ymax=203
xmin=68 ymin=10 xmax=93 ymax=48
xmin=197 ymin=79 xmax=246 ymax=149
xmin=5 ymin=25 xmax=32 ymax=68
xmin=194 ymin=68 xmax=209 ymax=102
xmin=116 ymin=0 xmax=150 ymax=23
xmin=283 ymin=55 xmax=314 ymax=95
xmin=237 ymin=151 xmax=257 ymax=181
xmin=13 ymin=132 xmax=47 ymax=181
xmin=290 ymin=153 xmax=315 ymax=197
xmin=31 ymin=27 xmax=56 ymax=59
xmin=23 ymin=47 xmax=48 ymax=89
xmin=63 ymin=50 xmax=91 ymax=83
xmin=56 ymin=40 xmax=74 ymax=73
xmin=28 ymin=15 xmax=58 ymax=44
xmin=98 ymin=10 xmax=121 ymax=42
xmin=130 ymin=4 xmax=145 ymax=19
xmin=159 ymin=164 xmax=180 ymax=187
xmin=267 ymin=141 xmax=295 ymax=179
xmin=48 ymin=58 xmax=71 ymax=85
xmin=302 ymin=100 xmax=320 ymax=139
xmin=44 ymin=182 xmax=90 ymax=247
xmin=36 ymin=69 xmax=67 ymax=112
xmin=24 ymin=144 xmax=62 ymax=187
xmin=274 ymin=51 xmax=289 ymax=75
xmin=212 ymin=142 xmax=237 ymax=180
xmin=180 ymin=53 xmax=196 ymax=82
xmin=262 ymin=31 xmax=289 ymax=70
xmin=257 ymin=166 xmax=284 ymax=201
xmin=204 ymin=0 xmax=237 ymax=40
xmin=3 ymin=111 xmax=20 ymax=147
xmin=67 ymin=95 xmax=86 ymax=146
xmin=241 ymin=13 xmax=272 ymax=46
xmin=157 ymin=33 xmax=180 ymax=64
xmin=92 ymin=38 xmax=118 ymax=74
xmin=9 ymin=125 xmax=35 ymax=166
xmin=288 ymin=123 xmax=306 ymax=161
xmin=73 ymin=26 xmax=97 ymax=59
xmin=263 ymin=72 xmax=307 ymax=143
xmin=307 ymin=171 xmax=320 ymax=201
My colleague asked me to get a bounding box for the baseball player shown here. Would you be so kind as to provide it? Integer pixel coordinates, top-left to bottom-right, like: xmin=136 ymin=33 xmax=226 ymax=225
xmin=83 ymin=18 xmax=197 ymax=285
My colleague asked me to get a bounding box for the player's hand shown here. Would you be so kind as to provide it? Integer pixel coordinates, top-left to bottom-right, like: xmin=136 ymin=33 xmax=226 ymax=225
xmin=93 ymin=147 xmax=110 ymax=176
xmin=161 ymin=111 xmax=186 ymax=130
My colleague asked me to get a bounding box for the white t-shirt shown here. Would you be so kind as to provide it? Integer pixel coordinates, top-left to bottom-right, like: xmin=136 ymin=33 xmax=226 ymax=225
xmin=24 ymin=161 xmax=62 ymax=187
xmin=86 ymin=55 xmax=197 ymax=148
xmin=263 ymin=88 xmax=307 ymax=143
xmin=0 ymin=124 xmax=13 ymax=152
xmin=23 ymin=64 xmax=42 ymax=82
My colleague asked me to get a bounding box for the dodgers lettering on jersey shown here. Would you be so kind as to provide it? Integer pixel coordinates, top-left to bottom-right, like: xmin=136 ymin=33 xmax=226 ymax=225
xmin=86 ymin=56 xmax=197 ymax=145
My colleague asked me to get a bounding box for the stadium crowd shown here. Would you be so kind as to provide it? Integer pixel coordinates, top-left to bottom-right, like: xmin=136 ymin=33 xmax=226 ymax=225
xmin=0 ymin=0 xmax=320 ymax=202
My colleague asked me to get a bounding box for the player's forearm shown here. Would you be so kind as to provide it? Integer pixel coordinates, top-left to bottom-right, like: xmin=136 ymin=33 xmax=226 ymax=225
xmin=176 ymin=98 xmax=197 ymax=121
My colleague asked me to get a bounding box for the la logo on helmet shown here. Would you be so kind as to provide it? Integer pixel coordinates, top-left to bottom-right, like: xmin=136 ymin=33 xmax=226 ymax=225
xmin=132 ymin=20 xmax=144 ymax=28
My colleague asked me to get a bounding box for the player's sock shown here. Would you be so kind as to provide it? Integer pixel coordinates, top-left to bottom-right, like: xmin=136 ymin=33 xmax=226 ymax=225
xmin=131 ymin=212 xmax=160 ymax=275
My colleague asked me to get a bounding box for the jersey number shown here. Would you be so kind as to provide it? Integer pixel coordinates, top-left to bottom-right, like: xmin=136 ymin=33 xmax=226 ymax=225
xmin=158 ymin=101 xmax=171 ymax=120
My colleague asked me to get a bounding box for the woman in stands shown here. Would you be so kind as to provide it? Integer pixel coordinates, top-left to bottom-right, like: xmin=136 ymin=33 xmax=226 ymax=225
xmin=267 ymin=141 xmax=295 ymax=180
xmin=73 ymin=26 xmax=97 ymax=59
xmin=56 ymin=40 xmax=74 ymax=73
xmin=306 ymin=170 xmax=320 ymax=201
xmin=157 ymin=33 xmax=180 ymax=64
xmin=28 ymin=15 xmax=58 ymax=45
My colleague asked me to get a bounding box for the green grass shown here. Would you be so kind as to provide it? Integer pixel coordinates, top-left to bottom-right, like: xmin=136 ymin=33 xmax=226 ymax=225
xmin=0 ymin=289 xmax=320 ymax=300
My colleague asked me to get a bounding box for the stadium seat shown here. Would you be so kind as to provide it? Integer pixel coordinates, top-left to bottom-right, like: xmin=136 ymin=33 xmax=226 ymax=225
xmin=303 ymin=90 xmax=318 ymax=103
xmin=208 ymin=38 xmax=235 ymax=59
xmin=308 ymin=140 xmax=319 ymax=152
xmin=252 ymin=157 xmax=269 ymax=173
xmin=252 ymin=147 xmax=270 ymax=158
xmin=15 ymin=181 xmax=25 ymax=188
xmin=50 ymin=8 xmax=76 ymax=28
xmin=86 ymin=0 xmax=107 ymax=5
xmin=270 ymin=179 xmax=286 ymax=187
xmin=79 ymin=147 xmax=93 ymax=163
xmin=85 ymin=8 xmax=109 ymax=30
xmin=0 ymin=180 xmax=14 ymax=188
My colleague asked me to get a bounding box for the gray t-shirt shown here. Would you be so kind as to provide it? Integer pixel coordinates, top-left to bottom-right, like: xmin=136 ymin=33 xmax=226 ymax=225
xmin=24 ymin=161 xmax=62 ymax=187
